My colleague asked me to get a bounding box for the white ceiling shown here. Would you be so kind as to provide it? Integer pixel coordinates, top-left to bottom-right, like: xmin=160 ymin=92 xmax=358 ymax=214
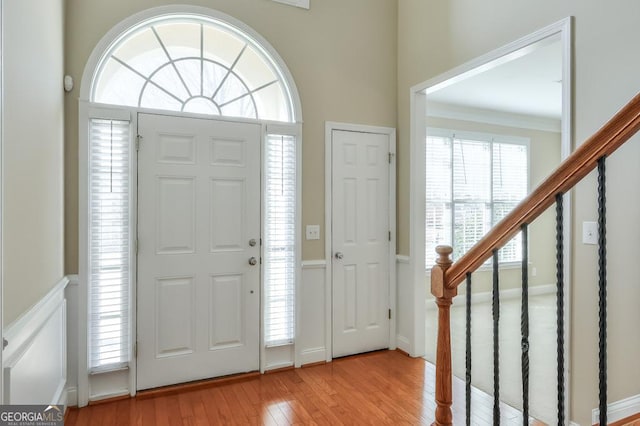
xmin=428 ymin=38 xmax=563 ymax=120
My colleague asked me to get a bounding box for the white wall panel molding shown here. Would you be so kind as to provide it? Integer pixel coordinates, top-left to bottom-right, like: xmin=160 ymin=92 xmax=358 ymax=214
xmin=65 ymin=275 xmax=79 ymax=407
xmin=3 ymin=276 xmax=68 ymax=364
xmin=299 ymin=260 xmax=327 ymax=365
xmin=395 ymin=257 xmax=413 ymax=356
xmin=3 ymin=276 xmax=68 ymax=404
xmin=299 ymin=348 xmax=326 ymax=366
xmin=264 ymin=345 xmax=294 ymax=372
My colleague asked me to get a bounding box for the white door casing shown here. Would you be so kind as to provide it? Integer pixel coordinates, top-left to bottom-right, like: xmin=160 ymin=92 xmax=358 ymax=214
xmin=136 ymin=113 xmax=261 ymax=390
xmin=331 ymin=129 xmax=391 ymax=358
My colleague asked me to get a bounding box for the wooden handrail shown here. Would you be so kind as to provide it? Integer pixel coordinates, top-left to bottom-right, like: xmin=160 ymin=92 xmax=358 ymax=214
xmin=445 ymin=91 xmax=640 ymax=289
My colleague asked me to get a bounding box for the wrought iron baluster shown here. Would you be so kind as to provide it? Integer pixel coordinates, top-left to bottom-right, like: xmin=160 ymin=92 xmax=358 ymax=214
xmin=521 ymin=224 xmax=530 ymax=424
xmin=492 ymin=249 xmax=500 ymax=425
xmin=556 ymin=193 xmax=565 ymax=425
xmin=465 ymin=272 xmax=472 ymax=426
xmin=598 ymin=156 xmax=608 ymax=425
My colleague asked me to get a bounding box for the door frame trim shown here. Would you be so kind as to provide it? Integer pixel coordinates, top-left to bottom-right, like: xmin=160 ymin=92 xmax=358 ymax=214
xmin=324 ymin=122 xmax=397 ymax=361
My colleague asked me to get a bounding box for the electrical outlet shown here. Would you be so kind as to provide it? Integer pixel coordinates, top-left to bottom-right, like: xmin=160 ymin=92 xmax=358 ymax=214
xmin=582 ymin=221 xmax=598 ymax=245
xmin=306 ymin=225 xmax=320 ymax=240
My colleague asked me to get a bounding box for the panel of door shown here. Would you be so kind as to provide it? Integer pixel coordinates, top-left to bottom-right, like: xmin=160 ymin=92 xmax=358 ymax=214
xmin=137 ymin=113 xmax=261 ymax=390
xmin=332 ymin=129 xmax=390 ymax=358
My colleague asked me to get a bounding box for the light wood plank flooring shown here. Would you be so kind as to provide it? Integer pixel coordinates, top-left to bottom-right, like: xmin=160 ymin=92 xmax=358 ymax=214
xmin=65 ymin=350 xmax=543 ymax=425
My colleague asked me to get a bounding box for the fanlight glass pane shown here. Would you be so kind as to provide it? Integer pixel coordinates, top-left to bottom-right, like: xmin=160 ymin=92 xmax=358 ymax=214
xmin=254 ymin=82 xmax=290 ymax=122
xmin=213 ymin=71 xmax=250 ymax=106
xmin=203 ymin=24 xmax=246 ymax=65
xmin=235 ymin=46 xmax=279 ymax=91
xmin=175 ymin=59 xmax=203 ymax=96
xmin=110 ymin=28 xmax=165 ymax=77
xmin=93 ymin=15 xmax=294 ymax=122
xmin=154 ymin=22 xmax=201 ymax=60
xmin=94 ymin=58 xmax=146 ymax=107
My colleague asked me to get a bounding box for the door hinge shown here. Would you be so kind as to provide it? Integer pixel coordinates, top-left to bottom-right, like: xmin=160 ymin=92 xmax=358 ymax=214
xmin=389 ymin=231 xmax=391 ymax=241
xmin=388 ymin=152 xmax=395 ymax=164
xmin=136 ymin=134 xmax=142 ymax=151
xmin=135 ymin=238 xmax=139 ymax=255
xmin=134 ymin=342 xmax=138 ymax=358
xmin=388 ymin=309 xmax=392 ymax=320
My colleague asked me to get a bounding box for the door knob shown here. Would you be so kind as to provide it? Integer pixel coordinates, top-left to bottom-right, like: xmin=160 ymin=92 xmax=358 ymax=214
xmin=248 ymin=257 xmax=258 ymax=266
xmin=249 ymin=238 xmax=257 ymax=247
xmin=335 ymin=252 xmax=344 ymax=259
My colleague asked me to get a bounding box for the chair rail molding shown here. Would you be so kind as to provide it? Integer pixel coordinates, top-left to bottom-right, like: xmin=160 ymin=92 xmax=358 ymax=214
xmin=3 ymin=276 xmax=69 ymax=405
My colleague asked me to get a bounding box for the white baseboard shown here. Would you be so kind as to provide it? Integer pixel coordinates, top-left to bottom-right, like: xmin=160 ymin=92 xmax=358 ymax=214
xmin=569 ymin=421 xmax=581 ymax=426
xmin=592 ymin=393 xmax=640 ymax=424
xmin=425 ymin=284 xmax=556 ymax=311
xmin=3 ymin=276 xmax=68 ymax=405
xmin=65 ymin=387 xmax=78 ymax=407
xmin=396 ymin=255 xmax=410 ymax=264
xmin=300 ymin=347 xmax=326 ymax=365
xmin=396 ymin=335 xmax=411 ymax=355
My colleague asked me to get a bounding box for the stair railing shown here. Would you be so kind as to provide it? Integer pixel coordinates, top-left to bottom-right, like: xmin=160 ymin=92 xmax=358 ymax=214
xmin=430 ymin=92 xmax=640 ymax=425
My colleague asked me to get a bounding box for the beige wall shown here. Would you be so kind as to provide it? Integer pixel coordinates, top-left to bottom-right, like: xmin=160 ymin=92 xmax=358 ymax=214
xmin=64 ymin=0 xmax=398 ymax=271
xmin=3 ymin=0 xmax=65 ymax=325
xmin=399 ymin=1 xmax=640 ymax=423
xmin=426 ymin=116 xmax=561 ymax=292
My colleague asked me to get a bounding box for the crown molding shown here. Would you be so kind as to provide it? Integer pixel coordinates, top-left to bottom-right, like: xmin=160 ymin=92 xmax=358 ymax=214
xmin=427 ymin=101 xmax=561 ymax=133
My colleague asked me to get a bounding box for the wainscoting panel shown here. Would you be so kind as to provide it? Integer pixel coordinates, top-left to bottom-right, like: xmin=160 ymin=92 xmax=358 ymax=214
xmin=299 ymin=261 xmax=327 ymax=365
xmin=3 ymin=277 xmax=68 ymax=405
xmin=395 ymin=256 xmax=412 ymax=355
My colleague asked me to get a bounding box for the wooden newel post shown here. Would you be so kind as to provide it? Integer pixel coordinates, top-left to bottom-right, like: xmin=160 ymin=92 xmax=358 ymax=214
xmin=431 ymin=245 xmax=456 ymax=426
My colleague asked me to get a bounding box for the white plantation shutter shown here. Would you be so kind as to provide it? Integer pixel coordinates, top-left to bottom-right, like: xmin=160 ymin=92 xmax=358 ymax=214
xmin=425 ymin=136 xmax=452 ymax=267
xmin=88 ymin=118 xmax=131 ymax=372
xmin=426 ymin=130 xmax=528 ymax=268
xmin=452 ymin=138 xmax=491 ymax=261
xmin=264 ymin=134 xmax=296 ymax=346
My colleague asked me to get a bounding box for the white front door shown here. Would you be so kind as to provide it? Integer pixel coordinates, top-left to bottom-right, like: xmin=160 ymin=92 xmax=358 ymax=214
xmin=136 ymin=113 xmax=261 ymax=390
xmin=331 ymin=129 xmax=391 ymax=358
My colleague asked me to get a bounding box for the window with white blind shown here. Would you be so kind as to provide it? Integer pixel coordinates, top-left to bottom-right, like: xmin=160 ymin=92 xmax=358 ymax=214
xmin=425 ymin=129 xmax=528 ymax=268
xmin=88 ymin=118 xmax=131 ymax=372
xmin=264 ymin=134 xmax=297 ymax=346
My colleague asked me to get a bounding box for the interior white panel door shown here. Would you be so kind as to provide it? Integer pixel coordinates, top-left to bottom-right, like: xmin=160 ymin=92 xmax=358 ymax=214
xmin=137 ymin=113 xmax=260 ymax=390
xmin=332 ymin=130 xmax=390 ymax=358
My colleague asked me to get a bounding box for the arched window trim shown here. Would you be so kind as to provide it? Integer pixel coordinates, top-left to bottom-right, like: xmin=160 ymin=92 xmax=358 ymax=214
xmin=80 ymin=5 xmax=302 ymax=123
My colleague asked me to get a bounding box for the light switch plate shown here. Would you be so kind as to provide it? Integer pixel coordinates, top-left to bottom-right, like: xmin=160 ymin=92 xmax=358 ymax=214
xmin=306 ymin=225 xmax=320 ymax=240
xmin=582 ymin=221 xmax=598 ymax=245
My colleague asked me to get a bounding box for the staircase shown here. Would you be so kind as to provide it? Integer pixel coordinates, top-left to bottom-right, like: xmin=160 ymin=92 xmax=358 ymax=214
xmin=429 ymin=92 xmax=640 ymax=425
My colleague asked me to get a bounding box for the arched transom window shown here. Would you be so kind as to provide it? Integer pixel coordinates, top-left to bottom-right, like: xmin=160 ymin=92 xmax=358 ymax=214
xmin=92 ymin=15 xmax=294 ymax=122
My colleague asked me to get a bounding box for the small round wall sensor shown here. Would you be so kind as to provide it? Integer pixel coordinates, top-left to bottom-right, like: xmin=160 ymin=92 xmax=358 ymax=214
xmin=64 ymin=75 xmax=74 ymax=92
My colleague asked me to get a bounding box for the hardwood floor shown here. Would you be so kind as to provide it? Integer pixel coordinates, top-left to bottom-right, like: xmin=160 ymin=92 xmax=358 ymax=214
xmin=65 ymin=350 xmax=543 ymax=425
